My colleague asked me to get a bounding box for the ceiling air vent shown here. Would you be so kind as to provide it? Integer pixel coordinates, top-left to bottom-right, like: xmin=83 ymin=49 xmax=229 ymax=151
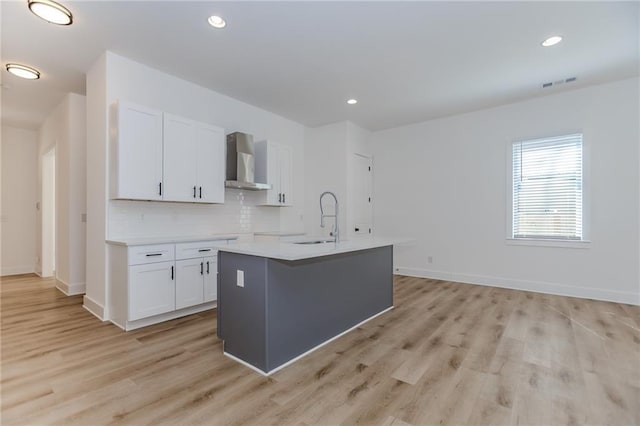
xmin=542 ymin=76 xmax=577 ymax=89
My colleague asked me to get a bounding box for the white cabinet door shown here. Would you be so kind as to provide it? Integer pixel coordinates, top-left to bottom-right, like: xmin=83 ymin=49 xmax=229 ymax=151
xmin=163 ymin=114 xmax=198 ymax=202
xmin=279 ymin=145 xmax=293 ymax=206
xmin=255 ymin=141 xmax=279 ymax=205
xmin=175 ymin=258 xmax=204 ymax=309
xmin=256 ymin=141 xmax=294 ymax=206
xmin=203 ymin=256 xmax=217 ymax=302
xmin=129 ymin=261 xmax=175 ymax=321
xmin=267 ymin=143 xmax=281 ymax=205
xmin=196 ymin=123 xmax=225 ymax=203
xmin=113 ymin=102 xmax=163 ymax=200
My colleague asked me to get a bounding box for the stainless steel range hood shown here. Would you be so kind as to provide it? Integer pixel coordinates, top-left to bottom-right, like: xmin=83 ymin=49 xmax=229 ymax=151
xmin=225 ymin=132 xmax=272 ymax=190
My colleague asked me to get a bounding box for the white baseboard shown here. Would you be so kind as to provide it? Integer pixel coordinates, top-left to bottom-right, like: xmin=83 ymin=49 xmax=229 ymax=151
xmin=1 ymin=265 xmax=35 ymax=276
xmin=55 ymin=278 xmax=86 ymax=296
xmin=120 ymin=302 xmax=217 ymax=331
xmin=394 ymin=267 xmax=640 ymax=306
xmin=83 ymin=295 xmax=106 ymax=321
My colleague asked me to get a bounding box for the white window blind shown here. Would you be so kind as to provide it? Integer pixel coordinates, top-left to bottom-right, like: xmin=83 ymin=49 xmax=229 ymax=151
xmin=512 ymin=134 xmax=583 ymax=240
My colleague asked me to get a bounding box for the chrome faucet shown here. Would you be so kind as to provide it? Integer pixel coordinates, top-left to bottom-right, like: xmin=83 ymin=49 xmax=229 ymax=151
xmin=320 ymin=191 xmax=339 ymax=243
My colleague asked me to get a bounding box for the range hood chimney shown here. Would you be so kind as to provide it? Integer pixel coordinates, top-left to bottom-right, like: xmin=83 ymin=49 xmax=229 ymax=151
xmin=225 ymin=132 xmax=272 ymax=190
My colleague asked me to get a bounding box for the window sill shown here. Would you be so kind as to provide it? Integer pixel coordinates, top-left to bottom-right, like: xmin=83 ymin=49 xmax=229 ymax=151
xmin=506 ymin=238 xmax=591 ymax=249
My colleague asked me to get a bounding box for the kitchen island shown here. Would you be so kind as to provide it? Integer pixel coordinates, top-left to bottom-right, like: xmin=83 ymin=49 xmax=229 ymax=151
xmin=217 ymin=238 xmax=399 ymax=375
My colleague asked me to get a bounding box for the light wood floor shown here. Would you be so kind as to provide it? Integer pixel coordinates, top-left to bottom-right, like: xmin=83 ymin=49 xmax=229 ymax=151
xmin=1 ymin=274 xmax=638 ymax=425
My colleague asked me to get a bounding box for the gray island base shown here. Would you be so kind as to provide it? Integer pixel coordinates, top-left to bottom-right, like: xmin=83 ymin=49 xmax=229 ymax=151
xmin=217 ymin=245 xmax=393 ymax=375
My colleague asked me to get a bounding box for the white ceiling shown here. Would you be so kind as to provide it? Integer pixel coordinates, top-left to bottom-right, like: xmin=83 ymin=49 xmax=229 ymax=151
xmin=1 ymin=1 xmax=638 ymax=131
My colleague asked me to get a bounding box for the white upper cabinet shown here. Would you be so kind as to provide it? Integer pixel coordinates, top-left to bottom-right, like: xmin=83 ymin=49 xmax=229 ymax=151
xmin=111 ymin=101 xmax=163 ymax=200
xmin=163 ymin=114 xmax=198 ymax=202
xmin=255 ymin=141 xmax=293 ymax=206
xmin=111 ymin=101 xmax=225 ymax=203
xmin=278 ymin=145 xmax=293 ymax=206
xmin=196 ymin=123 xmax=225 ymax=203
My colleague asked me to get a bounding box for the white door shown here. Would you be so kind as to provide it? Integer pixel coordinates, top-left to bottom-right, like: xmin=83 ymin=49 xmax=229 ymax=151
xmin=352 ymin=154 xmax=373 ymax=237
xmin=203 ymin=256 xmax=217 ymax=302
xmin=163 ymin=114 xmax=197 ymax=202
xmin=129 ymin=261 xmax=175 ymax=321
xmin=115 ymin=102 xmax=163 ymax=200
xmin=175 ymin=258 xmax=205 ymax=309
xmin=196 ymin=123 xmax=225 ymax=203
xmin=279 ymin=145 xmax=293 ymax=206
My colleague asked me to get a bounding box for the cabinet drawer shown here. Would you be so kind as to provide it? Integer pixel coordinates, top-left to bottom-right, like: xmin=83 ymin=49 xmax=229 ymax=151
xmin=175 ymin=240 xmax=227 ymax=260
xmin=128 ymin=244 xmax=175 ymax=265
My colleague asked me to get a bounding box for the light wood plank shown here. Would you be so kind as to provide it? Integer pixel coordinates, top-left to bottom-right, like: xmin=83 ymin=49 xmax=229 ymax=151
xmin=1 ymin=273 xmax=637 ymax=425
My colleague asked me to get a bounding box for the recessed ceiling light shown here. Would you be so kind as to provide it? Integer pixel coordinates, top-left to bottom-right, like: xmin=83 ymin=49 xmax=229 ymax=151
xmin=5 ymin=63 xmax=41 ymax=80
xmin=28 ymin=0 xmax=73 ymax=25
xmin=541 ymin=35 xmax=563 ymax=47
xmin=208 ymin=15 xmax=226 ymax=29
xmin=346 ymin=99 xmax=358 ymax=105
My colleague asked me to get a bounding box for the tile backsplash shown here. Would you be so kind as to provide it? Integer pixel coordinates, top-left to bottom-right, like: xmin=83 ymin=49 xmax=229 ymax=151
xmin=108 ymin=189 xmax=279 ymax=239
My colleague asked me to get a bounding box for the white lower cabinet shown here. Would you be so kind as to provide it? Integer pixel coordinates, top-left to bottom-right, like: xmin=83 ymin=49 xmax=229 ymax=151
xmin=175 ymin=255 xmax=218 ymax=308
xmin=175 ymin=240 xmax=223 ymax=308
xmin=203 ymin=256 xmax=217 ymax=302
xmin=129 ymin=261 xmax=176 ymax=321
xmin=108 ymin=238 xmax=229 ymax=331
xmin=175 ymin=258 xmax=205 ymax=309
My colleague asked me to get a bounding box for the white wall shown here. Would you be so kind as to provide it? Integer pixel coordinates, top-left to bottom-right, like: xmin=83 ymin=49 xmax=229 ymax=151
xmin=85 ymin=54 xmax=108 ymax=318
xmin=346 ymin=122 xmax=372 ymax=238
xmin=371 ymin=77 xmax=640 ymax=305
xmin=67 ymin=94 xmax=87 ymax=290
xmin=85 ymin=51 xmax=306 ymax=319
xmin=304 ymin=121 xmax=372 ymax=239
xmin=305 ymin=122 xmax=348 ymax=237
xmin=38 ymin=93 xmax=87 ymax=294
xmin=41 ymin=148 xmax=55 ymax=277
xmin=0 ymin=126 xmax=37 ymax=275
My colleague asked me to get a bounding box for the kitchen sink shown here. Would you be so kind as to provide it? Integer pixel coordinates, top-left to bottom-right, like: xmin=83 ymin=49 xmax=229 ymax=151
xmin=292 ymin=239 xmax=335 ymax=245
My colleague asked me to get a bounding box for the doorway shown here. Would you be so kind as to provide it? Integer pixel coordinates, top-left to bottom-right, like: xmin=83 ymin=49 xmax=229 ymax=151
xmin=42 ymin=147 xmax=55 ymax=277
xmin=352 ymin=153 xmax=373 ymax=238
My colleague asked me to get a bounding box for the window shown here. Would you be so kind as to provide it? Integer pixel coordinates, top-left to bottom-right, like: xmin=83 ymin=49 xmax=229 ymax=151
xmin=512 ymin=133 xmax=583 ymax=241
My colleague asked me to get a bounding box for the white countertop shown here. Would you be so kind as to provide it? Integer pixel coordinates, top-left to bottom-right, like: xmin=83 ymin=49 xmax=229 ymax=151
xmin=218 ymin=237 xmax=408 ymax=261
xmin=106 ymin=234 xmax=239 ymax=246
xmin=253 ymin=231 xmax=306 ymax=237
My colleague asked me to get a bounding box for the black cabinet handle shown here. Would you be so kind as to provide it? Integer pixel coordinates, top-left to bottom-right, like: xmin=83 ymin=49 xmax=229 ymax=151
xmin=200 ymin=262 xmax=204 ymax=275
xmin=355 ymin=227 xmax=360 ymax=232
xmin=199 ymin=186 xmax=202 ymax=199
xmin=283 ymin=193 xmax=286 ymax=204
xmin=206 ymin=261 xmax=210 ymax=274
xmin=278 ymin=193 xmax=282 ymax=203
xmin=159 ymin=182 xmax=162 ymax=196
xmin=146 ymin=253 xmax=162 ymax=257
xmin=198 ymin=248 xmax=211 ymax=252
xmin=193 ymin=186 xmax=197 ymax=198
xmin=171 ymin=266 xmax=174 ymax=280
